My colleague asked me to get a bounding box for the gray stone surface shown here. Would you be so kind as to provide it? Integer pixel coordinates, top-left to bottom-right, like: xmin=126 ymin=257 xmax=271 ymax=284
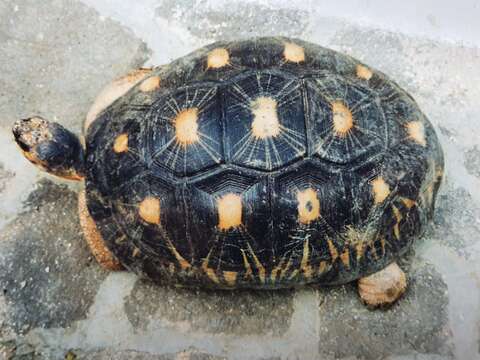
xmin=0 ymin=164 xmax=14 ymax=194
xmin=0 ymin=0 xmax=480 ymax=359
xmin=68 ymin=348 xmax=227 ymax=360
xmin=317 ymin=261 xmax=453 ymax=359
xmin=429 ymin=183 xmax=480 ymax=256
xmin=0 ymin=180 xmax=108 ymax=335
xmin=0 ymin=0 xmax=149 ymax=133
xmin=154 ymin=0 xmax=309 ymax=41
xmin=124 ymin=282 xmax=295 ymax=336
xmin=464 ymin=146 xmax=480 ymax=179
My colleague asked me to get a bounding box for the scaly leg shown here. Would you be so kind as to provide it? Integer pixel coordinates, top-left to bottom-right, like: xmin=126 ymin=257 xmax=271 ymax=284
xmin=78 ymin=190 xmax=122 ymax=270
xmin=358 ymin=262 xmax=407 ymax=307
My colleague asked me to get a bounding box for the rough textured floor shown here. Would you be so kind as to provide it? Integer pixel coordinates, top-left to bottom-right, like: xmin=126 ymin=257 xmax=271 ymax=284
xmin=0 ymin=1 xmax=479 ymax=359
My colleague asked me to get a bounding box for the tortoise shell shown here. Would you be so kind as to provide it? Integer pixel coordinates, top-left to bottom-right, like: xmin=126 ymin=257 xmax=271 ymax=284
xmin=85 ymin=37 xmax=444 ymax=289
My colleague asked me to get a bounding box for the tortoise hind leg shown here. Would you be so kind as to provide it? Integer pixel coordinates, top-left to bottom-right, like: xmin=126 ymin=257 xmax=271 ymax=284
xmin=78 ymin=190 xmax=122 ymax=270
xmin=358 ymin=262 xmax=407 ymax=307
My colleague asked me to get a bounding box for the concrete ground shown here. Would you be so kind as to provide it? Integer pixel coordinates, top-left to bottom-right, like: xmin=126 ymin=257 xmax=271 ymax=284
xmin=0 ymin=1 xmax=479 ymax=359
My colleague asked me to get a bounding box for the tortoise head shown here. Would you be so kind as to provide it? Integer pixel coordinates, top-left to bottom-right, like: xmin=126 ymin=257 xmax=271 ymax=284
xmin=12 ymin=117 xmax=85 ymax=181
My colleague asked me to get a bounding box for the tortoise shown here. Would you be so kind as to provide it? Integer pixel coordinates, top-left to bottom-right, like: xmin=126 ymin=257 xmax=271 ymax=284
xmin=12 ymin=37 xmax=444 ymax=307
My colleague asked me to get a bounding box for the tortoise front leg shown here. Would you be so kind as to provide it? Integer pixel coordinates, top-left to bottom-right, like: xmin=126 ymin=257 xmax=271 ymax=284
xmin=78 ymin=190 xmax=122 ymax=270
xmin=357 ymin=262 xmax=407 ymax=307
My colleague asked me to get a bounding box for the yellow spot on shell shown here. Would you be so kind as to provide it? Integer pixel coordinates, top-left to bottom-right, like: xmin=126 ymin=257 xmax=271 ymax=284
xmin=406 ymin=121 xmax=427 ymax=147
xmin=300 ymin=239 xmax=313 ymax=279
xmin=283 ymin=42 xmax=305 ymax=63
xmin=371 ymin=177 xmax=390 ymax=204
xmin=223 ymin=271 xmax=238 ymax=286
xmin=369 ymin=240 xmax=378 ymax=260
xmin=339 ymin=248 xmax=350 ymax=268
xmin=247 ymin=243 xmax=266 ymax=283
xmin=174 ymin=108 xmax=200 ymax=147
xmin=113 ymin=133 xmax=128 ymax=153
xmin=296 ymin=188 xmax=321 ymax=224
xmin=380 ymin=238 xmax=386 ymax=255
xmin=319 ymin=261 xmax=329 ymax=274
xmin=139 ymin=197 xmax=160 ymax=224
xmin=327 ymin=238 xmax=349 ymax=267
xmin=204 ymin=266 xmax=220 ymax=284
xmin=356 ymin=64 xmax=373 ymax=80
xmin=139 ymin=76 xmax=161 ymax=92
xmin=270 ymin=257 xmax=286 ymax=282
xmin=166 ymin=241 xmax=191 ymax=270
xmin=176 ymin=257 xmax=191 ymax=270
xmin=217 ymin=193 xmax=243 ymax=231
xmin=280 ymin=259 xmax=293 ymax=280
xmin=401 ymin=198 xmax=416 ymax=209
xmin=355 ymin=241 xmax=366 ymax=262
xmin=368 ymin=239 xmax=385 ymax=259
xmin=327 ymin=238 xmax=338 ymax=261
xmin=241 ymin=249 xmax=253 ymax=279
xmin=332 ymin=101 xmax=354 ymax=137
xmin=288 ymin=268 xmax=299 ymax=280
xmin=344 ymin=226 xmax=368 ymax=262
xmin=392 ymin=205 xmax=403 ymax=240
xmin=207 ymin=48 xmax=230 ymax=69
xmin=202 ymin=256 xmax=220 ymax=284
xmin=250 ymin=97 xmax=281 ymax=139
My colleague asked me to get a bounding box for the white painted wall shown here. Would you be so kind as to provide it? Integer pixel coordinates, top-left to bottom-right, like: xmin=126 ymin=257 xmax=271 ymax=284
xmin=209 ymin=0 xmax=480 ymax=46
xmin=298 ymin=0 xmax=480 ymax=47
xmin=80 ymin=0 xmax=480 ymax=64
xmin=83 ymin=0 xmax=480 ymax=48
